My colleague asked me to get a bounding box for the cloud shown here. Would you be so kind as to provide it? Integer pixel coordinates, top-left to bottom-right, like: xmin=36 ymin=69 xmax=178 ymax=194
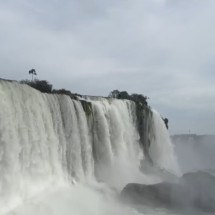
xmin=0 ymin=0 xmax=215 ymax=134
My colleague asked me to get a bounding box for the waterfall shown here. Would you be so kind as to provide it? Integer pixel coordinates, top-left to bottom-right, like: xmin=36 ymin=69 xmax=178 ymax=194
xmin=148 ymin=110 xmax=180 ymax=175
xmin=0 ymin=80 xmax=179 ymax=214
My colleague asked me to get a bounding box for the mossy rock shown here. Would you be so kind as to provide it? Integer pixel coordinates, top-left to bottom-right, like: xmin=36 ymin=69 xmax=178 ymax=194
xmin=81 ymin=100 xmax=92 ymax=117
xmin=135 ymin=102 xmax=152 ymax=163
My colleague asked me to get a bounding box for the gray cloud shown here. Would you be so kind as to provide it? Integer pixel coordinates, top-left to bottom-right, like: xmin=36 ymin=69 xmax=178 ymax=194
xmin=0 ymin=0 xmax=215 ymax=134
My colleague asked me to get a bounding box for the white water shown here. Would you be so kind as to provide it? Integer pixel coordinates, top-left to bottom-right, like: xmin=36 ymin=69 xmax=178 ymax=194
xmin=149 ymin=110 xmax=180 ymax=175
xmin=0 ymin=81 xmax=179 ymax=214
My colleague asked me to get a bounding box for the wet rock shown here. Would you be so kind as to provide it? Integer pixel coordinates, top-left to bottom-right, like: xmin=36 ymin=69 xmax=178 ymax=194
xmin=121 ymin=171 xmax=215 ymax=212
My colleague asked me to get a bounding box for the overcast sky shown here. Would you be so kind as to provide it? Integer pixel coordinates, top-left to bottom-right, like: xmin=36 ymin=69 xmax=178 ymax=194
xmin=0 ymin=0 xmax=215 ymax=135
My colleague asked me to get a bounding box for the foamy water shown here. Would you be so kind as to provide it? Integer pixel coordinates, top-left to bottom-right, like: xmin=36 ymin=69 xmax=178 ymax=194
xmin=0 ymin=80 xmax=180 ymax=214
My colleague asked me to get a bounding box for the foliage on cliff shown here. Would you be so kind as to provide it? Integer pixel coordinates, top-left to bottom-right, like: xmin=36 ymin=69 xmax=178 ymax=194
xmin=109 ymin=90 xmax=153 ymax=161
xmin=20 ymin=79 xmax=93 ymax=117
xmin=20 ymin=79 xmax=52 ymax=93
xmin=52 ymin=88 xmax=78 ymax=100
xmin=109 ymin=90 xmax=148 ymax=106
xmin=20 ymin=80 xmax=168 ymax=132
xmin=108 ymin=90 xmax=169 ymax=129
xmin=80 ymin=100 xmax=93 ymax=117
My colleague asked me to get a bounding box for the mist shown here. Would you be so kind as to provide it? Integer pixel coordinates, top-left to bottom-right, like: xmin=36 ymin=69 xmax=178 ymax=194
xmin=1 ymin=0 xmax=215 ymax=213
xmin=1 ymin=0 xmax=215 ymax=134
xmin=172 ymin=135 xmax=215 ymax=174
xmin=6 ymin=183 xmax=136 ymax=215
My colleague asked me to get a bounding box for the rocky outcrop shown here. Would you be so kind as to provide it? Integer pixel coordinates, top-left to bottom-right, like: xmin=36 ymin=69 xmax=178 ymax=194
xmin=121 ymin=171 xmax=215 ymax=212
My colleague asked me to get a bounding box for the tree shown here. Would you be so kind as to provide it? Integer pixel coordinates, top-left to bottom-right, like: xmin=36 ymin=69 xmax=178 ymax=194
xmin=108 ymin=90 xmax=120 ymax=98
xmin=131 ymin=94 xmax=148 ymax=106
xmin=108 ymin=90 xmax=148 ymax=105
xmin=32 ymin=80 xmax=52 ymax=93
xmin=117 ymin=91 xmax=129 ymax=99
xmin=20 ymin=79 xmax=52 ymax=93
xmin=29 ymin=69 xmax=37 ymax=81
xmin=108 ymin=90 xmax=130 ymax=100
xmin=52 ymin=88 xmax=78 ymax=99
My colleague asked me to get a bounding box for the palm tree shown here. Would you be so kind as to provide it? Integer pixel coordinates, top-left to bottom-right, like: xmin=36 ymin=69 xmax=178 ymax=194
xmin=29 ymin=69 xmax=37 ymax=81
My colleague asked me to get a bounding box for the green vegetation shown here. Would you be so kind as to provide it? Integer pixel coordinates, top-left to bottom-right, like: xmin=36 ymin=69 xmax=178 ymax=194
xmin=19 ymin=76 xmax=168 ymax=132
xmin=109 ymin=90 xmax=169 ymax=129
xmin=20 ymin=79 xmax=52 ymax=93
xmin=29 ymin=69 xmax=37 ymax=81
xmin=52 ymin=89 xmax=78 ymax=100
xmin=20 ymin=78 xmax=92 ymax=117
xmin=108 ymin=90 xmax=153 ymax=161
xmin=80 ymin=100 xmax=92 ymax=117
xmin=18 ymin=77 xmax=169 ymax=163
xmin=109 ymin=90 xmax=148 ymax=106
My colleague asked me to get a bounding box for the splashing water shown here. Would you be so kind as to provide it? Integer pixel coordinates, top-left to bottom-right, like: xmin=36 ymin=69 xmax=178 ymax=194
xmin=148 ymin=110 xmax=180 ymax=175
xmin=0 ymin=80 xmax=179 ymax=214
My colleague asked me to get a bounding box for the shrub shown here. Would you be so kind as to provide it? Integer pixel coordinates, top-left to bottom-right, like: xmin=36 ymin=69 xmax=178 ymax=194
xmin=20 ymin=79 xmax=52 ymax=93
xmin=109 ymin=90 xmax=148 ymax=106
xmin=52 ymin=89 xmax=78 ymax=100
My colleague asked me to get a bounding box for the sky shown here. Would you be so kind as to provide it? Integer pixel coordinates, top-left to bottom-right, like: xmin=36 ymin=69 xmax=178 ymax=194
xmin=0 ymin=0 xmax=215 ymax=135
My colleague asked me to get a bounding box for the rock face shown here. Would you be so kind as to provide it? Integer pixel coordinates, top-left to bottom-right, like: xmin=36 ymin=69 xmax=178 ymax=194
xmin=121 ymin=171 xmax=215 ymax=212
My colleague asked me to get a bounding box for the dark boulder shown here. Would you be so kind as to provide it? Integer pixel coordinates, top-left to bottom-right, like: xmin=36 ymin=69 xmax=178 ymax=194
xmin=121 ymin=171 xmax=215 ymax=212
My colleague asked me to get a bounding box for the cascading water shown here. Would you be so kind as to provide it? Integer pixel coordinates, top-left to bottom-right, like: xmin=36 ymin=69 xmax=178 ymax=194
xmin=148 ymin=110 xmax=180 ymax=175
xmin=0 ymin=80 xmax=179 ymax=215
